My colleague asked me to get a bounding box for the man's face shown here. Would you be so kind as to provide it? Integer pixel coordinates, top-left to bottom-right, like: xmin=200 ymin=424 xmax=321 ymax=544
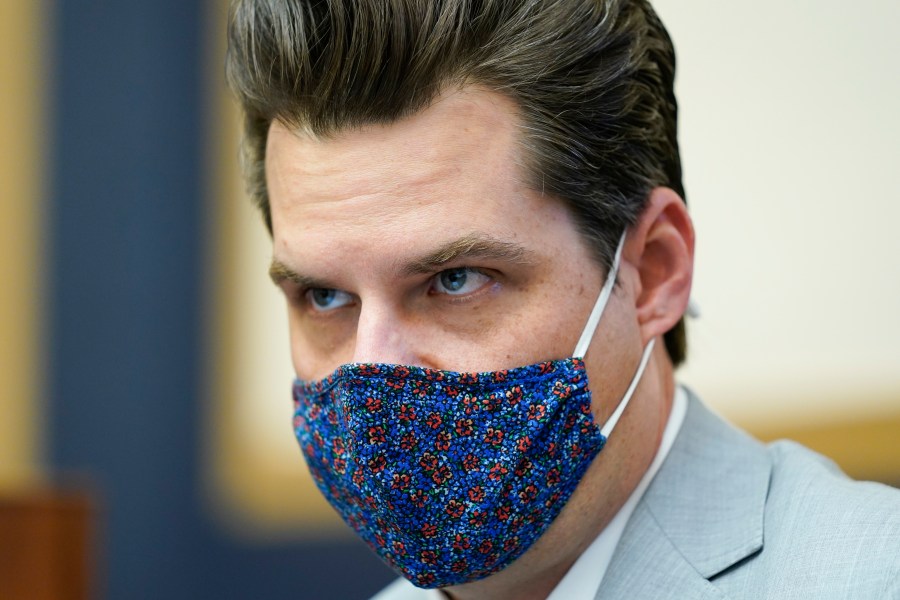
xmin=265 ymin=86 xmax=652 ymax=588
xmin=266 ymin=85 xmax=641 ymax=426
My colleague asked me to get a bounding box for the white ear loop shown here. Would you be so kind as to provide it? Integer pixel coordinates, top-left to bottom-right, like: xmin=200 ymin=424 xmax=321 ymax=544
xmin=599 ymin=338 xmax=655 ymax=438
xmin=572 ymin=233 xmax=626 ymax=359
xmin=568 ymin=232 xmax=656 ymax=438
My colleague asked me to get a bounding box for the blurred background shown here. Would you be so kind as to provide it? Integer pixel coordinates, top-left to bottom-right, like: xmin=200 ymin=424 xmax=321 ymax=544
xmin=1 ymin=0 xmax=897 ymax=598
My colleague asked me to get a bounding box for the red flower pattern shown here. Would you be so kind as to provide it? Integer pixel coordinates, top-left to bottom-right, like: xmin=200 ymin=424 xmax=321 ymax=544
xmin=292 ymin=357 xmax=606 ymax=587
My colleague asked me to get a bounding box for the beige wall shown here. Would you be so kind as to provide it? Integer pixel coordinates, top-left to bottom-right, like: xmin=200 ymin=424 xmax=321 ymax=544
xmin=205 ymin=0 xmax=346 ymax=536
xmin=0 ymin=2 xmax=46 ymax=490
xmin=653 ymin=0 xmax=900 ymax=429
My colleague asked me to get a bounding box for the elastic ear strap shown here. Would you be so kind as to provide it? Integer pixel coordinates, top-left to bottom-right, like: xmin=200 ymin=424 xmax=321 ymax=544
xmin=600 ymin=338 xmax=655 ymax=438
xmin=572 ymin=233 xmax=626 ymax=359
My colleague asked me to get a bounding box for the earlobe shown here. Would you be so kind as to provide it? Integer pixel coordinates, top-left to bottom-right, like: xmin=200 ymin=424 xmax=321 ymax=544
xmin=628 ymin=187 xmax=695 ymax=344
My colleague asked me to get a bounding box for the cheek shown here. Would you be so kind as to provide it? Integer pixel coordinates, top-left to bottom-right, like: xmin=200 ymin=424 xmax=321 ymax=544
xmin=522 ymin=271 xmax=605 ymax=360
xmin=437 ymin=283 xmax=595 ymax=371
xmin=582 ymin=309 xmax=643 ymax=425
xmin=287 ymin=308 xmax=357 ymax=379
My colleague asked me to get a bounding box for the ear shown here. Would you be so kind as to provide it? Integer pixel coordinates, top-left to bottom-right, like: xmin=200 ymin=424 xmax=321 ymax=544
xmin=623 ymin=187 xmax=695 ymax=345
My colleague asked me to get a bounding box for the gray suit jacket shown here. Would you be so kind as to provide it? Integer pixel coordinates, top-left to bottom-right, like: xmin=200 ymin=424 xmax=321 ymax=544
xmin=597 ymin=392 xmax=900 ymax=599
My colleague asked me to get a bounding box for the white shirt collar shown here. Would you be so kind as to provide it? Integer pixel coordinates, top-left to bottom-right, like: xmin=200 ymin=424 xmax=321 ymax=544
xmin=544 ymin=384 xmax=689 ymax=600
xmin=371 ymin=386 xmax=690 ymax=600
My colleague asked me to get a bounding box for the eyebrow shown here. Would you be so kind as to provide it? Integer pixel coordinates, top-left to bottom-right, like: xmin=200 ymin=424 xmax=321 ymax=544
xmin=400 ymin=234 xmax=534 ymax=276
xmin=268 ymin=234 xmax=534 ymax=288
xmin=269 ymin=260 xmax=325 ymax=288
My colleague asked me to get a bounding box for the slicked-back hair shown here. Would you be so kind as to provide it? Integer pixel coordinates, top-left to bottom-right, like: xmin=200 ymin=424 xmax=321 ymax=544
xmin=226 ymin=0 xmax=688 ymax=365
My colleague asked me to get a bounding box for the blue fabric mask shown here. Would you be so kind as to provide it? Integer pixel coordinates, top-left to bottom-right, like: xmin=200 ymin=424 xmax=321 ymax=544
xmin=292 ymin=234 xmax=655 ymax=587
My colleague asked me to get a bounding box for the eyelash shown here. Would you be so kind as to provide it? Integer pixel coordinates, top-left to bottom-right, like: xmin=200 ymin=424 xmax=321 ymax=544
xmin=428 ymin=267 xmax=494 ymax=299
xmin=286 ymin=267 xmax=497 ymax=312
xmin=281 ymin=283 xmax=323 ymax=309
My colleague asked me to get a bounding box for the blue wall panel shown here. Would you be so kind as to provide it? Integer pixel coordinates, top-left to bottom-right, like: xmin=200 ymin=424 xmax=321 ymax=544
xmin=48 ymin=2 xmax=395 ymax=597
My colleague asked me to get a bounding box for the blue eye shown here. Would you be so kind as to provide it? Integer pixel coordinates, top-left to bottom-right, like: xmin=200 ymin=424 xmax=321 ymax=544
xmin=432 ymin=268 xmax=491 ymax=296
xmin=306 ymin=288 xmax=353 ymax=312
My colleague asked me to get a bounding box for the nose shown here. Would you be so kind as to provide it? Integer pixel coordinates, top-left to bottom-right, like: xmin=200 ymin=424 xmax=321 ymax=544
xmin=351 ymin=301 xmax=420 ymax=366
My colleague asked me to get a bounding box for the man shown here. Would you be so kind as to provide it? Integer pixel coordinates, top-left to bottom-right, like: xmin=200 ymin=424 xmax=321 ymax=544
xmin=225 ymin=1 xmax=900 ymax=598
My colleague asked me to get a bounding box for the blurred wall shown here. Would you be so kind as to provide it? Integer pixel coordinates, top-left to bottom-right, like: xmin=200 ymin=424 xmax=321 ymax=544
xmin=654 ymin=0 xmax=900 ymax=482
xmin=44 ymin=1 xmax=393 ymax=598
xmin=0 ymin=0 xmax=45 ymax=492
xmin=656 ymin=0 xmax=900 ymax=422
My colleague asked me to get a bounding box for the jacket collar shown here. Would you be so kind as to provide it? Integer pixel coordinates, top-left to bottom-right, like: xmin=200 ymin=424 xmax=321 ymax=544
xmin=596 ymin=390 xmax=771 ymax=598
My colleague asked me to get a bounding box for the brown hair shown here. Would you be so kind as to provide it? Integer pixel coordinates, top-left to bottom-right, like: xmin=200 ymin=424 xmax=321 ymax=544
xmin=226 ymin=0 xmax=687 ymax=365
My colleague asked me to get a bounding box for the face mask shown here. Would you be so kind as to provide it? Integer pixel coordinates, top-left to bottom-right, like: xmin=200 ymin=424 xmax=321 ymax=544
xmin=292 ymin=233 xmax=655 ymax=588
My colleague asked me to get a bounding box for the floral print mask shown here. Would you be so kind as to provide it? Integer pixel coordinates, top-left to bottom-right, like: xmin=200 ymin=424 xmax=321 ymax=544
xmin=292 ymin=233 xmax=655 ymax=587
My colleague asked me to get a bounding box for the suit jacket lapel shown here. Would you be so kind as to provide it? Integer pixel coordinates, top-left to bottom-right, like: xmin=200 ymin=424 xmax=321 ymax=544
xmin=595 ymin=503 xmax=730 ymax=599
xmin=596 ymin=391 xmax=772 ymax=599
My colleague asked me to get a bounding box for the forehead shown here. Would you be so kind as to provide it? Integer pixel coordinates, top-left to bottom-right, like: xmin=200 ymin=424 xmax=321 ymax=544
xmin=263 ymin=87 xmax=574 ymax=282
xmin=265 ymin=87 xmax=527 ymax=213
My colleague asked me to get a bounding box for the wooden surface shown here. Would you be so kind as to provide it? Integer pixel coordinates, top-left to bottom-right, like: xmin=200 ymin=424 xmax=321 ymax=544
xmin=750 ymin=411 xmax=900 ymax=488
xmin=0 ymin=490 xmax=95 ymax=600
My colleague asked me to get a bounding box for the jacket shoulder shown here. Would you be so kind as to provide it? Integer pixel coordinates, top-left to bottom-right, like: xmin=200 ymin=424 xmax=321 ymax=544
xmin=766 ymin=438 xmax=900 ymax=524
xmin=719 ymin=439 xmax=900 ymax=598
